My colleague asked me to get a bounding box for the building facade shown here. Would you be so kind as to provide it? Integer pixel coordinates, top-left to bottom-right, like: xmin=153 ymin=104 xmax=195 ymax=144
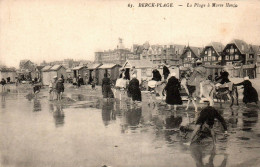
xmin=200 ymin=42 xmax=224 ymax=65
xmin=140 ymin=43 xmax=185 ymax=65
xmin=221 ymin=39 xmax=254 ymax=66
xmin=94 ymin=39 xmax=132 ymax=65
xmin=180 ymin=46 xmax=203 ymax=67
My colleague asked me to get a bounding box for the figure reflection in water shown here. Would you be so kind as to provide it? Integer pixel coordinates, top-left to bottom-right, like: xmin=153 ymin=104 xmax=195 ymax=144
xmin=242 ymin=109 xmax=258 ymax=128
xmin=102 ymin=101 xmax=116 ymax=126
xmin=53 ymin=104 xmax=65 ymax=127
xmin=1 ymin=93 xmax=6 ymax=109
xmin=190 ymin=145 xmax=228 ymax=167
xmin=33 ymin=99 xmax=41 ymax=112
xmin=164 ymin=114 xmax=183 ymax=142
xmin=125 ymin=107 xmax=142 ymax=128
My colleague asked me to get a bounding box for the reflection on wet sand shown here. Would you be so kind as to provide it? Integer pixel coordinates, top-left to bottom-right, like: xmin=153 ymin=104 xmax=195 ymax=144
xmin=1 ymin=94 xmax=6 ymax=109
xmin=102 ymin=101 xmax=116 ymax=126
xmin=1 ymin=88 xmax=260 ymax=167
xmin=33 ymin=99 xmax=41 ymax=112
xmin=190 ymin=145 xmax=228 ymax=167
xmin=53 ymin=104 xmax=65 ymax=127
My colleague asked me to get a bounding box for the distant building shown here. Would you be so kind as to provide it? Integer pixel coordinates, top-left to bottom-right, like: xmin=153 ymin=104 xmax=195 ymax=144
xmin=180 ymin=46 xmax=203 ymax=67
xmin=140 ymin=43 xmax=185 ymax=65
xmin=200 ymin=42 xmax=224 ymax=65
xmin=0 ymin=66 xmax=17 ymax=82
xmin=250 ymin=45 xmax=260 ymax=74
xmin=19 ymin=60 xmax=35 ymax=71
xmin=94 ymin=38 xmax=131 ymax=65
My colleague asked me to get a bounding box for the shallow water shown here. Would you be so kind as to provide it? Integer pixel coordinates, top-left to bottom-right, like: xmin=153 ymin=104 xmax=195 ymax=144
xmin=0 ymin=86 xmax=260 ymax=167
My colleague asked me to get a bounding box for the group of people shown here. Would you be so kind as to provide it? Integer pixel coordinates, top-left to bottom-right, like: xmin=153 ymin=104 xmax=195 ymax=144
xmin=48 ymin=76 xmax=65 ymax=101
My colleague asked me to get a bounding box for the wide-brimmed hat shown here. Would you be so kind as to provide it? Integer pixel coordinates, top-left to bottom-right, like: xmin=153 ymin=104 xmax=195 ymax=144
xmin=244 ymin=76 xmax=249 ymax=80
xmin=53 ymin=76 xmax=58 ymax=79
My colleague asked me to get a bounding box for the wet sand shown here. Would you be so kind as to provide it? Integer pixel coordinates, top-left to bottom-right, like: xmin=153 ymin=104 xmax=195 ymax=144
xmin=0 ymin=84 xmax=260 ymax=167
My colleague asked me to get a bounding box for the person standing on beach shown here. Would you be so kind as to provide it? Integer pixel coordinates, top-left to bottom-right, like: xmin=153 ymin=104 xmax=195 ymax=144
xmin=128 ymin=74 xmax=142 ymax=103
xmin=102 ymin=73 xmax=114 ymax=100
xmin=1 ymin=78 xmax=7 ymax=92
xmin=56 ymin=78 xmax=64 ymax=101
xmin=164 ymin=72 xmax=182 ymax=111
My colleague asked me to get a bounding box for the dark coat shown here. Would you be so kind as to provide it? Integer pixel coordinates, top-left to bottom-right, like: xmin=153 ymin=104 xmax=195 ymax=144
xmin=234 ymin=80 xmax=258 ymax=104
xmin=216 ymin=71 xmax=230 ymax=84
xmin=165 ymin=76 xmax=183 ymax=105
xmin=56 ymin=82 xmax=64 ymax=93
xmin=102 ymin=77 xmax=114 ymax=98
xmin=163 ymin=66 xmax=170 ymax=79
xmin=128 ymin=78 xmax=142 ymax=101
xmin=152 ymin=70 xmax=162 ymax=81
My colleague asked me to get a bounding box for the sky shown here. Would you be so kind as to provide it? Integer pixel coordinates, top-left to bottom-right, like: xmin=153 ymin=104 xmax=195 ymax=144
xmin=1 ymin=0 xmax=260 ymax=68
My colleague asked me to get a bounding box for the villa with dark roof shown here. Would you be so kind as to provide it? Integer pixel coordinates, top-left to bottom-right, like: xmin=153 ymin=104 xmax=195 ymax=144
xmin=180 ymin=46 xmax=203 ymax=67
xmin=200 ymin=42 xmax=224 ymax=65
xmin=222 ymin=39 xmax=254 ymax=66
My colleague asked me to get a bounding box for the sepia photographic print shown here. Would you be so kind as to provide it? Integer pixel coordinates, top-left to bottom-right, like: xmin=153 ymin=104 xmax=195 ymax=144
xmin=1 ymin=0 xmax=260 ymax=166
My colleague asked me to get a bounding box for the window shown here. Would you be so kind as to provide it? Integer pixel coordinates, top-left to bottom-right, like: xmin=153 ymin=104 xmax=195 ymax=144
xmin=235 ymin=55 xmax=239 ymax=59
xmin=187 ymin=51 xmax=192 ymax=58
xmin=212 ymin=51 xmax=215 ymax=54
xmin=235 ymin=49 xmax=237 ymax=52
xmin=208 ymin=50 xmax=212 ymax=57
xmin=225 ymin=56 xmax=229 ymax=60
xmin=208 ymin=56 xmax=212 ymax=61
xmin=226 ymin=49 xmax=229 ymax=52
xmin=204 ymin=57 xmax=207 ymax=61
xmin=212 ymin=56 xmax=216 ymax=61
xmin=218 ymin=56 xmax=222 ymax=61
xmin=205 ymin=51 xmax=208 ymax=54
xmin=242 ymin=45 xmax=245 ymax=51
xmin=230 ymin=55 xmax=234 ymax=60
xmin=230 ymin=48 xmax=234 ymax=54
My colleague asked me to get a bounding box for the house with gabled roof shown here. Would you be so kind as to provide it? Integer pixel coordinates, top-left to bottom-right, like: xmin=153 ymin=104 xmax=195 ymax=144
xmin=222 ymin=39 xmax=251 ymax=66
xmin=180 ymin=46 xmax=203 ymax=67
xmin=41 ymin=65 xmax=66 ymax=85
xmin=200 ymin=42 xmax=224 ymax=65
xmin=72 ymin=66 xmax=88 ymax=84
xmin=0 ymin=66 xmax=17 ymax=83
xmin=98 ymin=64 xmax=121 ymax=85
xmin=122 ymin=60 xmax=154 ymax=81
xmin=86 ymin=63 xmax=103 ymax=85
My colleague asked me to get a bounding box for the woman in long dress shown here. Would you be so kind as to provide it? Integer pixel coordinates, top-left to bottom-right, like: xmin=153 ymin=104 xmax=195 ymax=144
xmin=102 ymin=73 xmax=114 ymax=99
xmin=234 ymin=76 xmax=258 ymax=104
xmin=127 ymin=74 xmax=142 ymax=103
xmin=165 ymin=72 xmax=182 ymax=111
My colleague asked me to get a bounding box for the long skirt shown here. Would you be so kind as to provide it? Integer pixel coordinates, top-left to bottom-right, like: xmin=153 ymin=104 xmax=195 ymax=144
xmin=102 ymin=85 xmax=114 ymax=98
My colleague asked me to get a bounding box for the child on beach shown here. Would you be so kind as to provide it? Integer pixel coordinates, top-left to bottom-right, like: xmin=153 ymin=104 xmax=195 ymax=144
xmin=49 ymin=76 xmax=57 ymax=101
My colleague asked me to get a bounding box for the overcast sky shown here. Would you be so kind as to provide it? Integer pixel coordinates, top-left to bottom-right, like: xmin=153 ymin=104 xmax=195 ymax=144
xmin=1 ymin=0 xmax=260 ymax=67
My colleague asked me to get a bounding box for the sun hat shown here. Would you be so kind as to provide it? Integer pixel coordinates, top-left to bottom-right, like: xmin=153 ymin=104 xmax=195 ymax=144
xmin=53 ymin=76 xmax=57 ymax=79
xmin=244 ymin=76 xmax=249 ymax=80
